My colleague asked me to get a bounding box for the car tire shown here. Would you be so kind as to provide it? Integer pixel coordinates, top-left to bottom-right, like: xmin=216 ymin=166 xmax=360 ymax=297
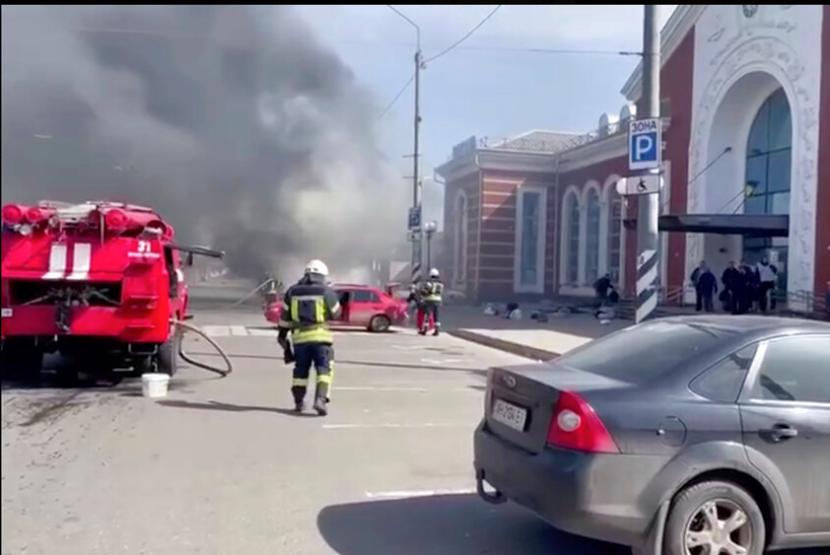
xmin=1 ymin=343 xmax=43 ymax=381
xmin=664 ymin=480 xmax=765 ymax=555
xmin=156 ymin=330 xmax=180 ymax=376
xmin=369 ymin=315 xmax=391 ymax=333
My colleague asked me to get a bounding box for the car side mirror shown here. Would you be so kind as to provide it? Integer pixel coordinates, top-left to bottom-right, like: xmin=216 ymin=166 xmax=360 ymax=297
xmin=186 ymin=253 xmax=194 ymax=267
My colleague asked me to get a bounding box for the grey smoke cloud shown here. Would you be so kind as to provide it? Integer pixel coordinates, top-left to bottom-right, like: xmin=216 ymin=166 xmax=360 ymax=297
xmin=1 ymin=5 xmax=406 ymax=279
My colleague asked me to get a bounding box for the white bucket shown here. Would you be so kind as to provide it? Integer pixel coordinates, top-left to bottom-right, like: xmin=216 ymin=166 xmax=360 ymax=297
xmin=141 ymin=373 xmax=170 ymax=399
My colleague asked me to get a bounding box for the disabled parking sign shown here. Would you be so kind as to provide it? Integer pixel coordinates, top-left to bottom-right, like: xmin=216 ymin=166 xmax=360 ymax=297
xmin=628 ymin=118 xmax=661 ymax=171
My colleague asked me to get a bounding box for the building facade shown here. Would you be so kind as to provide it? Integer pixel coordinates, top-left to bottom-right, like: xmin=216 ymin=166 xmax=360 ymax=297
xmin=437 ymin=4 xmax=830 ymax=313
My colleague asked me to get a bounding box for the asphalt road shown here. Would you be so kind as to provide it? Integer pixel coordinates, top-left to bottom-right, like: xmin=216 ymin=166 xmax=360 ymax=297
xmin=2 ymin=308 xmax=824 ymax=555
xmin=1 ymin=308 xmax=629 ymax=555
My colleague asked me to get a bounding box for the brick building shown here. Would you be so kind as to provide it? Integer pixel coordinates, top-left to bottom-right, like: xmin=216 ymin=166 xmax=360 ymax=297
xmin=436 ymin=4 xmax=830 ymax=314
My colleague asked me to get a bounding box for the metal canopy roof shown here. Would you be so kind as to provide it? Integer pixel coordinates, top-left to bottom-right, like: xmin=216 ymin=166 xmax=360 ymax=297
xmin=658 ymin=214 xmax=789 ymax=237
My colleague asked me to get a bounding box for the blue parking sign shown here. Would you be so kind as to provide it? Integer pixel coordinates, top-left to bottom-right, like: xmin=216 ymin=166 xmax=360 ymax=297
xmin=628 ymin=118 xmax=661 ymax=171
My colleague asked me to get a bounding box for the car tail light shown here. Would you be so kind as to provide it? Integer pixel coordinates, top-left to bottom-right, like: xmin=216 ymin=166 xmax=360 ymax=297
xmin=2 ymin=204 xmax=25 ymax=225
xmin=105 ymin=208 xmax=128 ymax=231
xmin=546 ymin=391 xmax=619 ymax=454
xmin=24 ymin=207 xmax=48 ymax=224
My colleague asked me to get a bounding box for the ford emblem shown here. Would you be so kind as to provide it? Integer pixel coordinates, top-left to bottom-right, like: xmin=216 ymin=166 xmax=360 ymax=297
xmin=501 ymin=373 xmax=517 ymax=389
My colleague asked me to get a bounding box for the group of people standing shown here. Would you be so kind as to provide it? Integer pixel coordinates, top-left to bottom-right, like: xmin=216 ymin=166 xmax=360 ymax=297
xmin=691 ymin=258 xmax=779 ymax=315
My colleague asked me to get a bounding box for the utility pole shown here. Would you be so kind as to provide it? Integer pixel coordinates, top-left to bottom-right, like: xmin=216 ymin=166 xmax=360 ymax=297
xmin=635 ymin=4 xmax=661 ymax=323
xmin=411 ymin=47 xmax=423 ymax=284
xmin=388 ymin=6 xmax=424 ymax=285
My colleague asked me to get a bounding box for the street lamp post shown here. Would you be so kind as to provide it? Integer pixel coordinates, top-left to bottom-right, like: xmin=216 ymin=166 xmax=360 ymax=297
xmin=424 ymin=220 xmax=438 ymax=270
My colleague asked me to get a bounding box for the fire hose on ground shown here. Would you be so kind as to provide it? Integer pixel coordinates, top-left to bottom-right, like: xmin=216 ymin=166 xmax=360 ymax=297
xmin=171 ymin=318 xmax=233 ymax=377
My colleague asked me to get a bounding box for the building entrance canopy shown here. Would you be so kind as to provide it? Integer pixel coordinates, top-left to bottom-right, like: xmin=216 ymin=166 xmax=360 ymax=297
xmin=658 ymin=214 xmax=789 ymax=237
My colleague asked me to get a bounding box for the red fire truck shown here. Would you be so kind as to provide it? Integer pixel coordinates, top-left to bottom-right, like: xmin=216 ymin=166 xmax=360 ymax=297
xmin=0 ymin=201 xmax=222 ymax=377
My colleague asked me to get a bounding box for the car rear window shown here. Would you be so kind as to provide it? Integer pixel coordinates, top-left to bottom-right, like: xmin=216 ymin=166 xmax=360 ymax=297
xmin=559 ymin=321 xmax=734 ymax=384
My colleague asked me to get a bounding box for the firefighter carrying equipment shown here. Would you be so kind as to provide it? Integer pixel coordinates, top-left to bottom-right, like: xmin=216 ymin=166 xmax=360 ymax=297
xmin=277 ymin=272 xmax=340 ymax=415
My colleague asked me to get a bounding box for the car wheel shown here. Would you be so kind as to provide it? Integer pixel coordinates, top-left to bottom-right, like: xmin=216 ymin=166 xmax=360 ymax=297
xmin=1 ymin=343 xmax=43 ymax=382
xmin=156 ymin=330 xmax=180 ymax=376
xmin=369 ymin=315 xmax=391 ymax=333
xmin=664 ymin=480 xmax=765 ymax=555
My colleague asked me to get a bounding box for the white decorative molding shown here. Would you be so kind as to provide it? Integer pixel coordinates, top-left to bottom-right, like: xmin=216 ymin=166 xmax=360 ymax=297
xmin=687 ymin=5 xmax=822 ymax=304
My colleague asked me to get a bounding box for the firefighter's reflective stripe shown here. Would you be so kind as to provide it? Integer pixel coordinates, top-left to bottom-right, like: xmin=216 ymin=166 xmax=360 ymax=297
xmin=317 ymin=374 xmax=333 ymax=385
xmin=292 ymin=378 xmax=309 ymax=386
xmin=424 ymin=282 xmax=444 ymax=302
xmin=292 ymin=324 xmax=333 ymax=344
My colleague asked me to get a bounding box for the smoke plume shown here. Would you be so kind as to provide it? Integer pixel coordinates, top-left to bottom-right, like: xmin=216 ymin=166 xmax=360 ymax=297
xmin=1 ymin=5 xmax=406 ymax=280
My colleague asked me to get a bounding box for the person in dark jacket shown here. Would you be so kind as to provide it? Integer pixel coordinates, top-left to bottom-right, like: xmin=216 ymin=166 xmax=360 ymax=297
xmin=738 ymin=261 xmax=758 ymax=314
xmin=721 ymin=261 xmax=742 ymax=314
xmin=696 ymin=263 xmax=718 ymax=313
xmin=593 ymin=273 xmax=612 ymax=306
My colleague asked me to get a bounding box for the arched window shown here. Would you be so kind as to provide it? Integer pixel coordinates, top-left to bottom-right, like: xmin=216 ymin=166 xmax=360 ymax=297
xmin=565 ymin=193 xmax=580 ymax=285
xmin=585 ymin=189 xmax=601 ymax=283
xmin=607 ymin=192 xmax=622 ymax=283
xmin=744 ymin=88 xmax=791 ymax=215
xmin=743 ymin=88 xmax=791 ymax=289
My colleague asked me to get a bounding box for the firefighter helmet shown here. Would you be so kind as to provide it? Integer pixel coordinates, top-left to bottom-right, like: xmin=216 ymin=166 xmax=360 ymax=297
xmin=304 ymin=259 xmax=329 ymax=277
xmin=429 ymin=268 xmax=440 ymax=278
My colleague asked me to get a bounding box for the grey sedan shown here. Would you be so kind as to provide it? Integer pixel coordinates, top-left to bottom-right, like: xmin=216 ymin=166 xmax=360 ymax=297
xmin=474 ymin=316 xmax=830 ymax=555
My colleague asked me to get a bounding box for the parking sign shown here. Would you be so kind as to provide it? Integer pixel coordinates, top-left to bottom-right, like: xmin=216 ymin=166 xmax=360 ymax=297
xmin=628 ymin=118 xmax=661 ymax=171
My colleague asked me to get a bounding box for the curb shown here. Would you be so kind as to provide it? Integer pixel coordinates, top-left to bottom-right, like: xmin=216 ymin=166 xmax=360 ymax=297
xmin=448 ymin=329 xmax=560 ymax=361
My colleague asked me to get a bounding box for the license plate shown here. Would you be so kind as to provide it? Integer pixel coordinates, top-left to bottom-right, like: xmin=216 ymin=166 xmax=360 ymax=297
xmin=492 ymin=399 xmax=528 ymax=431
xmin=1 ymin=308 xmax=11 ymax=318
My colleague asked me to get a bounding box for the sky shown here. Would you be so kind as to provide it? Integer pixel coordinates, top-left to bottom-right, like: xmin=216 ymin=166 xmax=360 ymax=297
xmin=295 ymin=4 xmax=677 ymax=227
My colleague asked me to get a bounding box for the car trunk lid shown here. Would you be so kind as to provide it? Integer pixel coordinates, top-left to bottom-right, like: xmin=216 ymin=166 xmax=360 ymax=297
xmin=485 ymin=363 xmax=626 ymax=454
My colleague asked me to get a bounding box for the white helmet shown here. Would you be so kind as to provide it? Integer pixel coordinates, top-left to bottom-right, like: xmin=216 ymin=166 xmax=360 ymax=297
xmin=304 ymin=259 xmax=329 ymax=277
xmin=429 ymin=268 xmax=440 ymax=278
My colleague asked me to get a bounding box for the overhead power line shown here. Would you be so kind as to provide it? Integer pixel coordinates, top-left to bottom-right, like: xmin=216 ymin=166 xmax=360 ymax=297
xmin=424 ymin=5 xmax=502 ymax=64
xmin=378 ymin=73 xmax=415 ymax=120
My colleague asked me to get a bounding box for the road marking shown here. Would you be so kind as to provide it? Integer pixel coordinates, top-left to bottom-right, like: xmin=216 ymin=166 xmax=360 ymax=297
xmin=420 ymin=358 xmax=466 ymax=366
xmin=247 ymin=328 xmax=278 ymax=337
xmin=229 ymin=325 xmax=248 ymax=336
xmin=322 ymin=423 xmax=470 ymax=430
xmin=201 ymin=325 xmax=231 ymax=337
xmin=364 ymin=488 xmax=476 ymax=499
xmin=335 ymin=386 xmax=429 ymax=392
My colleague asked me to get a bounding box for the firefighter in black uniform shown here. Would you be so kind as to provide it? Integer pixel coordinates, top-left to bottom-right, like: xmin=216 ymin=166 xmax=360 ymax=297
xmin=277 ymin=259 xmax=341 ymax=416
xmin=419 ymin=268 xmax=444 ymax=336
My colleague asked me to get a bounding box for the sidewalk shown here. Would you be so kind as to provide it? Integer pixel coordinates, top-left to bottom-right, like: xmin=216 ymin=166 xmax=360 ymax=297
xmin=442 ymin=306 xmax=627 ymax=361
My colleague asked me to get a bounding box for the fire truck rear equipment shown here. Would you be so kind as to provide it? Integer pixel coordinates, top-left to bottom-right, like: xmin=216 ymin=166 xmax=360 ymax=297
xmin=1 ymin=201 xmax=226 ymax=377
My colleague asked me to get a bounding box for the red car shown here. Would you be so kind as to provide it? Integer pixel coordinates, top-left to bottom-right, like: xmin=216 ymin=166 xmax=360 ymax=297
xmin=265 ymin=283 xmax=408 ymax=332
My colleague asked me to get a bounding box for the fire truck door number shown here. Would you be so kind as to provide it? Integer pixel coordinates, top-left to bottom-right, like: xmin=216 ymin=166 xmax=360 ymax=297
xmin=137 ymin=240 xmax=151 ymax=253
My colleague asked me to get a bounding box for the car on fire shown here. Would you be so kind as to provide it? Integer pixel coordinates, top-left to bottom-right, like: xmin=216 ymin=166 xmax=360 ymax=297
xmin=475 ymin=316 xmax=830 ymax=555
xmin=1 ymin=201 xmax=222 ymax=377
xmin=265 ymin=283 xmax=407 ymax=333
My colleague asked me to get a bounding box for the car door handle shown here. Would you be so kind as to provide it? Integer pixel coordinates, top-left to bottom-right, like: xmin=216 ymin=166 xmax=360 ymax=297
xmin=766 ymin=424 xmax=798 ymax=442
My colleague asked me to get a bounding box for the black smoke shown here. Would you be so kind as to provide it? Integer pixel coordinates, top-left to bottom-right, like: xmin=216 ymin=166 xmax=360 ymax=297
xmin=1 ymin=5 xmax=405 ymax=279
